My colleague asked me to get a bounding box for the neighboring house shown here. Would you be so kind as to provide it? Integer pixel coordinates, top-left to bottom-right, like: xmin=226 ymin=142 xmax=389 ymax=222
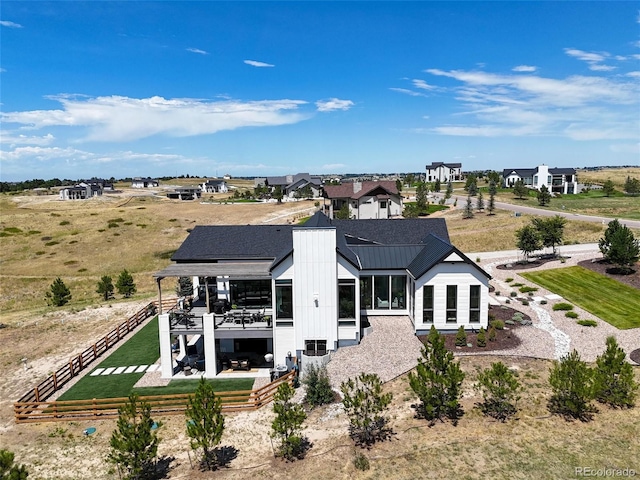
xmin=166 ymin=187 xmax=202 ymax=200
xmin=131 ymin=177 xmax=160 ymax=188
xmin=154 ymin=211 xmax=491 ymax=379
xmin=256 ymin=172 xmax=323 ymax=198
xmin=323 ymin=181 xmax=402 ymax=219
xmin=502 ymin=165 xmax=578 ymax=194
xmin=59 ymin=182 xmax=103 ymax=200
xmin=425 ymin=162 xmax=463 ymax=183
xmin=201 ymin=179 xmax=228 ymax=194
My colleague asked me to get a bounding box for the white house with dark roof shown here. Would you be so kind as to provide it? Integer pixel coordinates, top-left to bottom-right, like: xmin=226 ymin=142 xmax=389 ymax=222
xmin=323 ymin=181 xmax=402 ymax=219
xmin=425 ymin=162 xmax=463 ymax=183
xmin=502 ymin=165 xmax=578 ymax=194
xmin=154 ymin=211 xmax=490 ymax=379
xmin=200 ymin=179 xmax=228 ymax=194
xmin=131 ymin=177 xmax=159 ymax=188
xmin=256 ymin=173 xmax=323 ymax=198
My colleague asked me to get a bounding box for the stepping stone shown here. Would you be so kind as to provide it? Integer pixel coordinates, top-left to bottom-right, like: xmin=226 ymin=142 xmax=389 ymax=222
xmin=532 ymin=296 xmax=545 ymax=302
xmin=112 ymin=367 xmax=126 ymax=375
xmin=135 ymin=365 xmax=149 ymax=373
xmin=90 ymin=368 xmax=105 ymax=376
xmin=488 ymin=296 xmax=500 ymax=306
xmin=146 ymin=364 xmax=160 ymax=372
xmin=545 ymin=294 xmax=563 ymax=300
xmin=101 ymin=367 xmax=116 ymax=375
xmin=124 ymin=366 xmax=137 ymax=374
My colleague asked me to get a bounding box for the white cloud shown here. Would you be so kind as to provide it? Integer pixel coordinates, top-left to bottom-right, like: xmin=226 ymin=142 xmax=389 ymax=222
xmin=315 ymin=98 xmax=354 ymax=112
xmin=412 ymin=79 xmax=436 ymax=91
xmin=389 ymin=87 xmax=425 ymax=97
xmin=0 ymin=132 xmax=55 ymax=146
xmin=512 ymin=65 xmax=537 ymax=72
xmin=589 ymin=64 xmax=616 ymax=72
xmin=244 ymin=60 xmax=274 ymax=67
xmin=626 ymin=71 xmax=640 ymax=78
xmin=1 ymin=95 xmax=310 ymax=142
xmin=0 ymin=146 xmax=93 ymax=162
xmin=565 ymin=48 xmax=608 ymax=64
xmin=422 ymin=66 xmax=639 ymax=141
xmin=0 ymin=20 xmax=23 ymax=28
xmin=186 ymin=48 xmax=208 ymax=55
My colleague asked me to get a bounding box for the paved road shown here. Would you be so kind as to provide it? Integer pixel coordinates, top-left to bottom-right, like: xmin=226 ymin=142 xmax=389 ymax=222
xmin=440 ymin=193 xmax=640 ymax=229
xmin=468 ymin=243 xmax=600 ymax=261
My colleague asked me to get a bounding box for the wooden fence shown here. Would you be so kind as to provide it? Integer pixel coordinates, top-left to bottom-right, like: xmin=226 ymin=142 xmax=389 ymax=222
xmin=15 ymin=299 xmax=177 ymax=406
xmin=14 ymin=370 xmax=296 ymax=423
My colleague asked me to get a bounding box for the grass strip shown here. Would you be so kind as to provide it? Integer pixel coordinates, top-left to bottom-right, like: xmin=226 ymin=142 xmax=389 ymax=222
xmin=96 ymin=316 xmax=160 ymax=368
xmin=522 ymin=266 xmax=640 ymax=329
xmin=134 ymin=378 xmax=254 ymax=396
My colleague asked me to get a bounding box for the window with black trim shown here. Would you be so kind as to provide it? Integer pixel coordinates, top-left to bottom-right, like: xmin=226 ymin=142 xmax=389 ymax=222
xmin=275 ymin=279 xmax=292 ymax=319
xmin=469 ymin=285 xmax=480 ymax=323
xmin=446 ymin=285 xmax=457 ymax=323
xmin=423 ymin=285 xmax=434 ymax=323
xmin=305 ymin=340 xmax=327 ymax=357
xmin=338 ymin=279 xmax=356 ymax=319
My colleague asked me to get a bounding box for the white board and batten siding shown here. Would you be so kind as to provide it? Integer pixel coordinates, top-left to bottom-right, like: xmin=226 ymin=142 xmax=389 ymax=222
xmin=414 ymin=261 xmax=489 ymax=331
xmin=292 ymin=228 xmax=338 ymax=353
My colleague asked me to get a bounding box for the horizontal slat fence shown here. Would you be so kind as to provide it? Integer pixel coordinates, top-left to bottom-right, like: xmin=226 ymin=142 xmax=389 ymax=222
xmin=14 ymin=370 xmax=295 ymax=423
xmin=15 ymin=299 xmax=177 ymax=405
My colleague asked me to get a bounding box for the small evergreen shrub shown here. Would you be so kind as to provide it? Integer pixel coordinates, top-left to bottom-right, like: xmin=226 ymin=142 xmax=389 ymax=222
xmin=593 ymin=336 xmax=638 ymax=408
xmin=577 ymin=320 xmax=597 ymax=327
xmin=491 ymin=320 xmax=505 ymax=330
xmin=521 ymin=299 xmax=529 ymax=306
xmin=519 ymin=286 xmax=538 ymax=293
xmin=59 ymin=220 xmax=70 ymax=226
xmin=505 ymin=319 xmax=515 ymax=325
xmin=488 ymin=325 xmax=497 ymax=342
xmin=505 ymin=278 xmax=514 ymax=283
xmin=476 ymin=327 xmax=486 ymax=347
xmin=512 ymin=283 xmax=524 ymax=287
xmin=303 ymin=364 xmax=334 ymax=407
xmin=494 ymin=291 xmax=501 ymax=296
xmin=540 ymin=300 xmax=547 ymax=305
xmin=353 ymin=451 xmax=370 ymax=471
xmin=509 ymin=291 xmax=517 ymax=297
xmin=553 ymin=303 xmax=574 ymax=311
xmin=455 ymin=326 xmax=467 ymax=346
xmin=565 ymin=311 xmax=578 ymax=319
xmin=44 ymin=241 xmax=59 ymax=246
xmin=505 ymin=299 xmax=511 ymax=304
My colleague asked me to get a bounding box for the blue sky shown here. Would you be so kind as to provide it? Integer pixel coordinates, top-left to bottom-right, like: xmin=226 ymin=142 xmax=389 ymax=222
xmin=1 ymin=2 xmax=639 ymax=182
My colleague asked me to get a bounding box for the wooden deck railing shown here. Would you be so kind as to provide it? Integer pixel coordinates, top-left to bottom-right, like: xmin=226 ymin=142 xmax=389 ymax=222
xmin=14 ymin=370 xmax=296 ymax=423
xmin=15 ymin=299 xmax=178 ymax=405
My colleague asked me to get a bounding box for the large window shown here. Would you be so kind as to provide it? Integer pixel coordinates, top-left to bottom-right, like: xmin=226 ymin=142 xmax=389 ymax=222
xmin=275 ymin=279 xmax=292 ymax=319
xmin=423 ymin=285 xmax=434 ymax=323
xmin=305 ymin=340 xmax=327 ymax=357
xmin=361 ymin=274 xmax=407 ymax=310
xmin=469 ymin=285 xmax=480 ymax=323
xmin=446 ymin=285 xmax=457 ymax=323
xmin=229 ymin=280 xmax=271 ymax=308
xmin=338 ymin=279 xmax=356 ymax=319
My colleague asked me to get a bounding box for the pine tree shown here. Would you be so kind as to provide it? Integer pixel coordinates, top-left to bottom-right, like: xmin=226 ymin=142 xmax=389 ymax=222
xmin=598 ymin=220 xmax=639 ymax=274
xmin=602 ymin=180 xmax=616 ymax=197
xmin=341 ymin=372 xmax=393 ymax=446
xmin=537 ymin=185 xmax=552 ymax=206
xmin=455 ymin=326 xmax=467 ymax=346
xmin=96 ymin=275 xmax=114 ymax=301
xmin=0 ymin=449 xmax=29 ymax=480
xmin=116 ymin=269 xmax=137 ymax=298
xmin=463 ymin=195 xmax=474 ymax=219
xmin=593 ymin=337 xmax=638 ymax=408
xmin=434 ymin=178 xmax=441 ymax=192
xmin=271 ymin=382 xmax=308 ymax=460
xmin=445 ymin=180 xmax=453 ymax=200
xmin=415 ymin=182 xmax=428 ymax=214
xmin=623 ymin=176 xmax=640 ymax=196
xmin=186 ymin=378 xmax=225 ymax=470
xmin=476 ymin=327 xmax=486 ymax=347
xmin=476 ymin=191 xmax=485 ymax=211
xmin=488 ymin=181 xmax=497 ymax=215
xmin=475 ymin=362 xmax=522 ymax=421
xmin=409 ymin=330 xmax=465 ymax=424
xmin=488 ymin=325 xmax=497 ymax=342
xmin=548 ymin=350 xmax=596 ymax=421
xmin=108 ymin=393 xmax=160 ymax=480
xmin=176 ymin=276 xmax=193 ymax=298
xmin=45 ymin=277 xmax=72 ymax=306
xmin=513 ymin=179 xmax=528 ymax=199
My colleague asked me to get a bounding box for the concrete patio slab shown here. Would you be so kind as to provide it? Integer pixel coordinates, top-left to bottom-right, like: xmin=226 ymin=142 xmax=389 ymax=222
xmin=90 ymin=368 xmax=104 ymax=376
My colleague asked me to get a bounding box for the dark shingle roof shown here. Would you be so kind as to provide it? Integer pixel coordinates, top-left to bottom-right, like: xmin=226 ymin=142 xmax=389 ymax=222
xmin=350 ymin=245 xmax=424 ymax=270
xmin=323 ymin=181 xmax=399 ymax=200
xmin=333 ymin=217 xmax=450 ymax=244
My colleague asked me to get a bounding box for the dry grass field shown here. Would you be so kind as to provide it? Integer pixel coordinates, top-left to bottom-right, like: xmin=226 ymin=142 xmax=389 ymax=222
xmin=1 ymin=171 xmax=638 ymax=479
xmin=577 ymin=166 xmax=640 ymax=188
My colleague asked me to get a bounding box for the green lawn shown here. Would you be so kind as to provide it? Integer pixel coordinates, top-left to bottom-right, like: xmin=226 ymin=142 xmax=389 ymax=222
xmin=96 ymin=316 xmax=160 ymax=368
xmin=135 ymin=378 xmax=254 ymax=396
xmin=522 ymin=266 xmax=640 ymax=329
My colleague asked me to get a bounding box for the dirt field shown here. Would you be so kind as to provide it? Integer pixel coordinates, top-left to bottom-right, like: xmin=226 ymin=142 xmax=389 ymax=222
xmin=1 ymin=182 xmax=639 ymax=479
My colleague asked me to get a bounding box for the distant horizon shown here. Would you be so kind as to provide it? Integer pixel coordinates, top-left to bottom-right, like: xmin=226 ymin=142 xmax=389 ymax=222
xmin=1 ymin=2 xmax=639 ymax=181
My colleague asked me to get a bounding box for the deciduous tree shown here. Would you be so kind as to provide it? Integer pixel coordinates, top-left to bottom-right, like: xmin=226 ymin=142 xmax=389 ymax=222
xmin=532 ymin=216 xmax=566 ymax=256
xmin=515 ymin=225 xmax=542 ymax=262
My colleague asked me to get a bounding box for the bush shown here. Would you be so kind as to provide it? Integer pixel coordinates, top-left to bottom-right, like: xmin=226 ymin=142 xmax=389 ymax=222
xmin=548 ymin=350 xmax=595 ymax=421
xmin=565 ymin=311 xmax=578 ymax=319
xmin=491 ymin=319 xmax=505 ymax=330
xmin=577 ymin=319 xmax=597 ymax=327
xmin=475 ymin=362 xmax=522 ymax=421
xmin=488 ymin=325 xmax=497 ymax=342
xmin=476 ymin=327 xmax=486 ymax=347
xmin=353 ymin=450 xmax=370 ymax=471
xmin=455 ymin=326 xmax=467 ymax=347
xmin=593 ymin=336 xmax=638 ymax=408
xmin=540 ymin=300 xmax=548 ymax=305
xmin=303 ymin=364 xmax=334 ymax=407
xmin=512 ymin=313 xmax=524 ymax=322
xmin=521 ymin=299 xmax=529 ymax=306
xmin=510 ymin=291 xmax=517 ymax=297
xmin=519 ymin=286 xmax=538 ymax=293
xmin=505 ymin=278 xmax=514 ymax=283
xmin=553 ymin=303 xmax=574 ymax=311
